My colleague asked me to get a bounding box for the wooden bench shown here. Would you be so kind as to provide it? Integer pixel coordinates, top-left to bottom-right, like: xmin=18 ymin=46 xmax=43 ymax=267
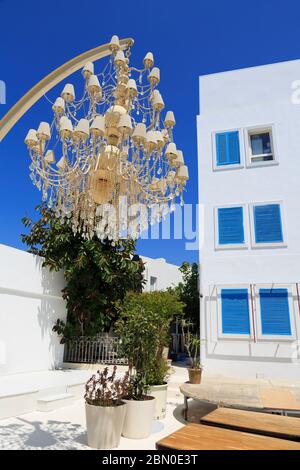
xmin=200 ymin=407 xmax=300 ymax=441
xmin=156 ymin=423 xmax=300 ymax=450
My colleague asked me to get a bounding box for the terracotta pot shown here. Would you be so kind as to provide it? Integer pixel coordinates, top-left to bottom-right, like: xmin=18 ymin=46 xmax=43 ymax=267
xmin=122 ymin=396 xmax=156 ymax=439
xmin=188 ymin=368 xmax=202 ymax=384
xmin=148 ymin=383 xmax=168 ymax=420
xmin=85 ymin=402 xmax=127 ymax=449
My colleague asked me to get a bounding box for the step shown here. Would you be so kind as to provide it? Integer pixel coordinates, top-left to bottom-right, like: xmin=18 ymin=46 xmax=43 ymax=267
xmin=36 ymin=393 xmax=75 ymax=412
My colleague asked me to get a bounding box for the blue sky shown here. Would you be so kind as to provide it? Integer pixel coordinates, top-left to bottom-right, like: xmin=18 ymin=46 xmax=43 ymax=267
xmin=1 ymin=0 xmax=300 ymax=265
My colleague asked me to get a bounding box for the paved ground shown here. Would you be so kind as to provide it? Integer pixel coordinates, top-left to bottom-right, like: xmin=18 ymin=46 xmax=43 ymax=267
xmin=1 ymin=364 xmax=300 ymax=450
xmin=0 ymin=364 xmax=213 ymax=450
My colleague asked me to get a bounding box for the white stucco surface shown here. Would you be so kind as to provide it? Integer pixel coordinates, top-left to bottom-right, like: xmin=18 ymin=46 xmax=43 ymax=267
xmin=140 ymin=256 xmax=183 ymax=291
xmin=0 ymin=244 xmax=66 ymax=376
xmin=198 ymin=60 xmax=300 ymax=379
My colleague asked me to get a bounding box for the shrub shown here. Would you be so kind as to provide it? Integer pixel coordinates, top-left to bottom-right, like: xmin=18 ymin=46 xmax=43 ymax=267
xmin=84 ymin=366 xmax=130 ymax=406
xmin=116 ymin=290 xmax=184 ymax=394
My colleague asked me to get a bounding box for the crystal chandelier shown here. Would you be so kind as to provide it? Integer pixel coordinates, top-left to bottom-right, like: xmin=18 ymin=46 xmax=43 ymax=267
xmin=25 ymin=35 xmax=189 ymax=241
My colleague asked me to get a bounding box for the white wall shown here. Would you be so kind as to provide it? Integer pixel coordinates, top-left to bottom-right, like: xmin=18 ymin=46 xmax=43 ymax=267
xmin=197 ymin=60 xmax=300 ymax=379
xmin=140 ymin=256 xmax=182 ymax=291
xmin=0 ymin=244 xmax=66 ymax=376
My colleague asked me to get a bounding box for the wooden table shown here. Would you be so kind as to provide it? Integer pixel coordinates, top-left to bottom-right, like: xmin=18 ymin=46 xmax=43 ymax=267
xmin=180 ymin=382 xmax=300 ymax=420
xmin=201 ymin=407 xmax=300 ymax=441
xmin=156 ymin=423 xmax=300 ymax=450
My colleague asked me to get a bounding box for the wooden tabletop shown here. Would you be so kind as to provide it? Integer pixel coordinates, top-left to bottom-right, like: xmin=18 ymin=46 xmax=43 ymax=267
xmin=201 ymin=408 xmax=300 ymax=441
xmin=156 ymin=423 xmax=300 ymax=450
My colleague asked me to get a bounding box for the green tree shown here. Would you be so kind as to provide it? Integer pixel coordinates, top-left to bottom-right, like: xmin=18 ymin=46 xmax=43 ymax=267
xmin=170 ymin=261 xmax=200 ymax=330
xmin=21 ymin=204 xmax=145 ymax=340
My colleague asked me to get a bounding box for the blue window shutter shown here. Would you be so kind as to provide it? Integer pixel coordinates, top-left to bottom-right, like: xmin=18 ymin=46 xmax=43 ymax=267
xmin=221 ymin=289 xmax=250 ymax=334
xmin=216 ymin=131 xmax=240 ymax=166
xmin=218 ymin=207 xmax=245 ymax=245
xmin=254 ymin=204 xmax=283 ymax=243
xmin=259 ymin=288 xmax=291 ymax=335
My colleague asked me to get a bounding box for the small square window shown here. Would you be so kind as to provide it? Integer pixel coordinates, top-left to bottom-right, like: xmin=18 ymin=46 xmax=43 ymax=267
xmin=246 ymin=127 xmax=276 ymax=165
xmin=150 ymin=276 xmax=157 ymax=291
xmin=212 ymin=129 xmax=243 ymax=170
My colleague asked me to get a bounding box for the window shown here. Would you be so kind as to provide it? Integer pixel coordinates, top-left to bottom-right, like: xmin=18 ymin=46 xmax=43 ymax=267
xmin=245 ymin=126 xmax=277 ymax=166
xmin=217 ymin=206 xmax=245 ymax=247
xmin=252 ymin=203 xmax=284 ymax=245
xmin=221 ymin=289 xmax=250 ymax=335
xmin=215 ymin=131 xmax=241 ymax=167
xmin=150 ymin=276 xmax=157 ymax=291
xmin=259 ymin=288 xmax=291 ymax=336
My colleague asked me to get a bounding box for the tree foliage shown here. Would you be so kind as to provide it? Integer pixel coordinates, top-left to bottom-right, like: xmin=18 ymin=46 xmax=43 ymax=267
xmin=21 ymin=204 xmax=145 ymax=339
xmin=116 ymin=291 xmax=184 ymax=392
xmin=169 ymin=261 xmax=200 ymax=330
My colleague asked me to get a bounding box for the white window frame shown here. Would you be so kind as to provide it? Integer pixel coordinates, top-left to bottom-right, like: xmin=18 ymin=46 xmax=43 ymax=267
xmin=214 ymin=204 xmax=248 ymax=250
xmin=212 ymin=128 xmax=245 ymax=171
xmin=253 ymin=284 xmax=296 ymax=342
xmin=216 ymin=285 xmax=253 ymax=340
xmin=249 ymin=201 xmax=287 ymax=249
xmin=244 ymin=124 xmax=279 ymax=168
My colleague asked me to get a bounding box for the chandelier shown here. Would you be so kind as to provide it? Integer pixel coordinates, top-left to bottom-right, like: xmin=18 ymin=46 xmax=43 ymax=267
xmin=24 ymin=35 xmax=189 ymax=241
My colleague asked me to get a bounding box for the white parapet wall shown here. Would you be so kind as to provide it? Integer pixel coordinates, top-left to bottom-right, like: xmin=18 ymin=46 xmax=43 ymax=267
xmin=0 ymin=244 xmax=66 ymax=376
xmin=140 ymin=256 xmax=183 ymax=292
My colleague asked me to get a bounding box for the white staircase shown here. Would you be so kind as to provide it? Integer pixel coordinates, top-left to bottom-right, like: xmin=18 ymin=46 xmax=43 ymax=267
xmin=0 ymin=369 xmax=92 ymax=419
xmin=37 ymin=393 xmax=75 ymax=412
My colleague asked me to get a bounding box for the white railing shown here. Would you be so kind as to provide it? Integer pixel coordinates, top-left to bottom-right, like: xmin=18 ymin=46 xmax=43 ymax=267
xmin=63 ymin=334 xmax=128 ymax=365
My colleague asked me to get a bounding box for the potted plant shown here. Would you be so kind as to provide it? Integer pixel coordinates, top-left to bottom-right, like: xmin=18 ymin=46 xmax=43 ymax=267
xmin=122 ymin=372 xmax=156 ymax=439
xmin=182 ymin=320 xmax=202 ymax=384
xmin=84 ymin=366 xmax=130 ymax=449
xmin=143 ymin=291 xmax=184 ymax=419
xmin=116 ymin=298 xmax=161 ymax=439
xmin=117 ymin=291 xmax=184 ymax=422
xmin=146 ymin=357 xmax=170 ymax=420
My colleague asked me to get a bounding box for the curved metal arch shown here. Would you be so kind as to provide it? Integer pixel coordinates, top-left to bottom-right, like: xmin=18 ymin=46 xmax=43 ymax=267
xmin=0 ymin=37 xmax=134 ymax=142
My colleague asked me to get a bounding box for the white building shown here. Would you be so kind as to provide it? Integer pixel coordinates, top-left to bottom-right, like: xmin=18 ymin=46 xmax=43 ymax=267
xmin=140 ymin=256 xmax=183 ymax=292
xmin=197 ymin=59 xmax=300 ymax=379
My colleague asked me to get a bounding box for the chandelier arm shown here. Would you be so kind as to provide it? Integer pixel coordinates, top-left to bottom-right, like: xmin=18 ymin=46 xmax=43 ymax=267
xmin=0 ymin=38 xmax=133 ymax=142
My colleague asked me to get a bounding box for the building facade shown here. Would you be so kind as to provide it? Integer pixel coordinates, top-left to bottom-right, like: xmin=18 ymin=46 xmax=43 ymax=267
xmin=197 ymin=60 xmax=300 ymax=379
xmin=140 ymin=256 xmax=183 ymax=292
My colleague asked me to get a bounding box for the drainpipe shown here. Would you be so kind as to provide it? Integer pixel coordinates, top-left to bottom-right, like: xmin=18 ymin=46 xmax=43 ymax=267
xmin=250 ymin=284 xmax=257 ymax=343
xmin=296 ymin=283 xmax=300 ymax=320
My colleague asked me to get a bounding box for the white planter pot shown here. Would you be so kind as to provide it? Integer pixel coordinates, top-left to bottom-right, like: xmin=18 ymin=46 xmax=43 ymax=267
xmin=85 ymin=402 xmax=126 ymax=449
xmin=149 ymin=383 xmax=168 ymax=420
xmin=122 ymin=397 xmax=156 ymax=439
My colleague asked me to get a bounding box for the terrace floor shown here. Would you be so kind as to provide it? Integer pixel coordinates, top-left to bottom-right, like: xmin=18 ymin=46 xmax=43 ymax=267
xmin=1 ymin=364 xmax=300 ymax=450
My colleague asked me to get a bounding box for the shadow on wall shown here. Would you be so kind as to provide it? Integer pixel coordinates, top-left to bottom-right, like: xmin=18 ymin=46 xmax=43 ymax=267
xmin=203 ymin=294 xmax=297 ymax=364
xmin=35 ymin=256 xmax=66 ymax=370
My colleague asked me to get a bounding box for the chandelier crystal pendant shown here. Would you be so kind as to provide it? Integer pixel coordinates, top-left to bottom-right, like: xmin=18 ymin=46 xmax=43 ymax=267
xmin=25 ymin=35 xmax=189 ymax=241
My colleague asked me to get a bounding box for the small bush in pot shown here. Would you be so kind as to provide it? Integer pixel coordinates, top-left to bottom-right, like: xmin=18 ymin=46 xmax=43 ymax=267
xmin=182 ymin=320 xmax=203 ymax=384
xmin=84 ymin=366 xmax=130 ymax=449
xmin=145 ymin=358 xmax=170 ymax=419
xmin=117 ymin=291 xmax=184 ymax=424
xmin=116 ymin=300 xmax=161 ymax=438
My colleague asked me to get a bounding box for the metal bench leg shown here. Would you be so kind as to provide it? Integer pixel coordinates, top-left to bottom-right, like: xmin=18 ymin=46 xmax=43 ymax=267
xmin=184 ymin=396 xmax=189 ymax=421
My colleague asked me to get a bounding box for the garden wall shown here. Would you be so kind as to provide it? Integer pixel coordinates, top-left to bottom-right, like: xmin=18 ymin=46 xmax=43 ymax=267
xmin=0 ymin=244 xmax=66 ymax=376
